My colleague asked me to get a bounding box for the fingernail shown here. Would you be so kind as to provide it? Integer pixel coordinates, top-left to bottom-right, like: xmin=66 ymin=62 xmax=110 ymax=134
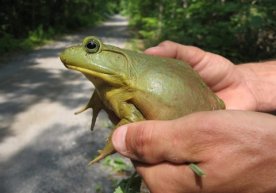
xmin=112 ymin=125 xmax=128 ymax=154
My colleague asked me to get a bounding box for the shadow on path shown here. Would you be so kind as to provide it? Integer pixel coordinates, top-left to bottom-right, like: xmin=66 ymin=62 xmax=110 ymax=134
xmin=0 ymin=15 xmax=130 ymax=193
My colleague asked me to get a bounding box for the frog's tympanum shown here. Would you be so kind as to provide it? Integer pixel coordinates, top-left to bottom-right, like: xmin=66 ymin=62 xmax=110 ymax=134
xmin=60 ymin=36 xmax=225 ymax=176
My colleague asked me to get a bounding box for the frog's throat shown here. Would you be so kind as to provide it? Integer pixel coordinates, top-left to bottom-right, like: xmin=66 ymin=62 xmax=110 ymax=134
xmin=66 ymin=65 xmax=124 ymax=86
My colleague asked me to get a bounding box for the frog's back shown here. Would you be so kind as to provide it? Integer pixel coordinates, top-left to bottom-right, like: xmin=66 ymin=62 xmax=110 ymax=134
xmin=128 ymin=52 xmax=224 ymax=120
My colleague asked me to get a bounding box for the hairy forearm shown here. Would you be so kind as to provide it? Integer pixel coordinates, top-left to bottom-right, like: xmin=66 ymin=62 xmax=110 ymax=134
xmin=238 ymin=60 xmax=276 ymax=112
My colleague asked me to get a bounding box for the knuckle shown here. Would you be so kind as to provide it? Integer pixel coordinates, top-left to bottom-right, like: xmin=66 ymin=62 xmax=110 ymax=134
xmin=187 ymin=112 xmax=223 ymax=153
xmin=127 ymin=123 xmax=154 ymax=161
xmin=159 ymin=40 xmax=173 ymax=47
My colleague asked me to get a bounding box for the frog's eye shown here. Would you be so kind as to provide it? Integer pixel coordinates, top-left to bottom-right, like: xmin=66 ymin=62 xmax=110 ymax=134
xmin=84 ymin=39 xmax=100 ymax=53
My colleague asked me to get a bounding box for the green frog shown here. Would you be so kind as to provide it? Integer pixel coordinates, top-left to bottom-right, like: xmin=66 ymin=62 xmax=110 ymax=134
xmin=60 ymin=36 xmax=225 ymax=176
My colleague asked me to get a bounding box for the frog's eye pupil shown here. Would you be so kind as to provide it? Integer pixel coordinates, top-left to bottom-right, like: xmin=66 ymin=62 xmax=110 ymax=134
xmin=83 ymin=38 xmax=101 ymax=53
xmin=86 ymin=41 xmax=97 ymax=49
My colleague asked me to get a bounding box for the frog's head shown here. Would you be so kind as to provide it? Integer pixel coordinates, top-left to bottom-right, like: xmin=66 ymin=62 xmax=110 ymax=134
xmin=60 ymin=36 xmax=132 ymax=86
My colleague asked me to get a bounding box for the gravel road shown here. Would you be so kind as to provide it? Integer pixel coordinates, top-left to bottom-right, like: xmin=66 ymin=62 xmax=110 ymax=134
xmin=0 ymin=15 xmax=131 ymax=193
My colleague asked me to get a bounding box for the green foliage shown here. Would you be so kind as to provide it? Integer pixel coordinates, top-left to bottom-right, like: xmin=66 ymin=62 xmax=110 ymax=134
xmin=0 ymin=0 xmax=119 ymax=54
xmin=102 ymin=156 xmax=141 ymax=193
xmin=103 ymin=156 xmax=132 ymax=173
xmin=22 ymin=25 xmax=55 ymax=47
xmin=113 ymin=173 xmax=141 ymax=193
xmin=95 ymin=183 xmax=105 ymax=193
xmin=138 ymin=17 xmax=160 ymax=40
xmin=122 ymin=0 xmax=276 ymax=63
xmin=0 ymin=33 xmax=19 ymax=53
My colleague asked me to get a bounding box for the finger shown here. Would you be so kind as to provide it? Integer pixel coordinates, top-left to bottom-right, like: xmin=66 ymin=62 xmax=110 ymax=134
xmin=134 ymin=161 xmax=201 ymax=193
xmin=144 ymin=41 xmax=206 ymax=68
xmin=112 ymin=114 xmax=209 ymax=164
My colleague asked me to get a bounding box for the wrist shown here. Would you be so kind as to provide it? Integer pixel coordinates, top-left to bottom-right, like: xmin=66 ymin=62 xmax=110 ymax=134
xmin=238 ymin=61 xmax=276 ymax=112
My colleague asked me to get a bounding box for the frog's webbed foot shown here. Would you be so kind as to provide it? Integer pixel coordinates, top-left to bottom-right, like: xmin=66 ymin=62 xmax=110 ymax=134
xmin=88 ymin=139 xmax=115 ymax=165
xmin=88 ymin=119 xmax=131 ymax=165
xmin=75 ymin=91 xmax=103 ymax=131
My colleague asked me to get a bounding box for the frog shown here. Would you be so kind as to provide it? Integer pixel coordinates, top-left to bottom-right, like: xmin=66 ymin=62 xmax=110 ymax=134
xmin=60 ymin=36 xmax=225 ymax=176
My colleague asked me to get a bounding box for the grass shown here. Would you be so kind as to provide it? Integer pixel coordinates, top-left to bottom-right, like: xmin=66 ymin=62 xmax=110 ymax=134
xmin=0 ymin=25 xmax=55 ymax=54
xmin=102 ymin=156 xmax=141 ymax=193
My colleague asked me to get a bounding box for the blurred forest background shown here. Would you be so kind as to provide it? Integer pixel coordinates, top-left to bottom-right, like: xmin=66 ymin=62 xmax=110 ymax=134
xmin=1 ymin=0 xmax=275 ymax=63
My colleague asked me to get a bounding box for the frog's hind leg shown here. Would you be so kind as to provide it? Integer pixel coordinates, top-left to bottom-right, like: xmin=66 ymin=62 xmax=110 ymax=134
xmin=88 ymin=135 xmax=115 ymax=165
xmin=89 ymin=95 xmax=145 ymax=165
xmin=75 ymin=91 xmax=103 ymax=131
xmin=88 ymin=119 xmax=130 ymax=165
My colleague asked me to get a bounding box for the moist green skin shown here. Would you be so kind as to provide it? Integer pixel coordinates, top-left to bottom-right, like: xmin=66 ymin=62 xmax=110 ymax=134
xmin=60 ymin=36 xmax=225 ymax=175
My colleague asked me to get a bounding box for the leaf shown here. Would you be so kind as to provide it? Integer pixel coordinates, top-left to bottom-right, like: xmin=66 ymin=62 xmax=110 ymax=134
xmin=113 ymin=173 xmax=142 ymax=193
xmin=114 ymin=186 xmax=124 ymax=193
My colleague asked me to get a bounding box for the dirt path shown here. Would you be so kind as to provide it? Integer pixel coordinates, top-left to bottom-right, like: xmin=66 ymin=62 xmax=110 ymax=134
xmin=0 ymin=15 xmax=130 ymax=193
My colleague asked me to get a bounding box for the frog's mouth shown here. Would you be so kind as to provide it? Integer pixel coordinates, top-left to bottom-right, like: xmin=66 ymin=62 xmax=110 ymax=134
xmin=65 ymin=64 xmax=124 ymax=86
xmin=66 ymin=65 xmax=112 ymax=77
xmin=60 ymin=51 xmax=113 ymax=76
xmin=60 ymin=49 xmax=125 ymax=86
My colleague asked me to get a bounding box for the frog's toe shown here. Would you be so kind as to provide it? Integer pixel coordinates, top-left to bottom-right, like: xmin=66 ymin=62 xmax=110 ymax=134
xmin=88 ymin=152 xmax=106 ymax=165
xmin=74 ymin=106 xmax=89 ymax=115
xmin=88 ymin=141 xmax=115 ymax=165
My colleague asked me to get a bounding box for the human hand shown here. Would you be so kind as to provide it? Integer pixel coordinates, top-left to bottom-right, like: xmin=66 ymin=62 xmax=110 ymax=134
xmin=112 ymin=110 xmax=276 ymax=193
xmin=145 ymin=41 xmax=276 ymax=111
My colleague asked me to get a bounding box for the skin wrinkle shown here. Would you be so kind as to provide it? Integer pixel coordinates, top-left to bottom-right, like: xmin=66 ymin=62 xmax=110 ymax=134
xmin=173 ymin=115 xmax=216 ymax=162
xmin=245 ymin=65 xmax=269 ymax=111
xmin=131 ymin=124 xmax=147 ymax=160
xmin=190 ymin=112 xmax=256 ymax=161
xmin=187 ymin=119 xmax=224 ymax=160
xmin=171 ymin=119 xmax=195 ymax=162
xmin=167 ymin=121 xmax=190 ymax=163
xmin=211 ymin=63 xmax=237 ymax=92
xmin=146 ymin=122 xmax=154 ymax=161
xmin=237 ymin=65 xmax=260 ymax=110
xmin=158 ymin=122 xmax=175 ymax=162
xmin=170 ymin=129 xmax=182 ymax=163
xmin=177 ymin=45 xmax=206 ymax=68
xmin=197 ymin=53 xmax=231 ymax=90
xmin=238 ymin=61 xmax=276 ymax=111
xmin=129 ymin=122 xmax=154 ymax=162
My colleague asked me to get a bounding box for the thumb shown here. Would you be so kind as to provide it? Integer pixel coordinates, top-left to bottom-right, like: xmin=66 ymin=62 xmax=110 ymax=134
xmin=111 ymin=119 xmax=200 ymax=164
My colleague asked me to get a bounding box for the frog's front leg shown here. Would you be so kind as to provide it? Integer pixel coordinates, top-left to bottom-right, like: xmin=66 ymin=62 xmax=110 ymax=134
xmin=75 ymin=91 xmax=103 ymax=131
xmin=89 ymin=96 xmax=144 ymax=165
